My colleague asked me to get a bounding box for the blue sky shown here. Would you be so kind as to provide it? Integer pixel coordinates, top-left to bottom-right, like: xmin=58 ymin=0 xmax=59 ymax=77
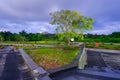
xmin=0 ymin=0 xmax=120 ymax=34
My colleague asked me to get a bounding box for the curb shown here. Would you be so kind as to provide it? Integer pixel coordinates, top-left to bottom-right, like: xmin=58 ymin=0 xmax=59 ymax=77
xmin=19 ymin=49 xmax=52 ymax=80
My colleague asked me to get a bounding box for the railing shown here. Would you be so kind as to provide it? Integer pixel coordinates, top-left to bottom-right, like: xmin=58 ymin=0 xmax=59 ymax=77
xmin=78 ymin=46 xmax=87 ymax=69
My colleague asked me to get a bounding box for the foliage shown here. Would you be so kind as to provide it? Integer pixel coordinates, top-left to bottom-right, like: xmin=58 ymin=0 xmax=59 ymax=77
xmin=14 ymin=34 xmax=27 ymax=41
xmin=50 ymin=10 xmax=94 ymax=46
xmin=0 ymin=31 xmax=43 ymax=42
xmin=86 ymin=43 xmax=120 ymax=50
xmin=83 ymin=32 xmax=120 ymax=43
xmin=63 ymin=46 xmax=75 ymax=50
xmin=0 ymin=30 xmax=120 ymax=43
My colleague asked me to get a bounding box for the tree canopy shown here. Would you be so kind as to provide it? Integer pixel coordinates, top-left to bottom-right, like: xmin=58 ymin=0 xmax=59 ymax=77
xmin=50 ymin=10 xmax=94 ymax=46
xmin=0 ymin=31 xmax=120 ymax=43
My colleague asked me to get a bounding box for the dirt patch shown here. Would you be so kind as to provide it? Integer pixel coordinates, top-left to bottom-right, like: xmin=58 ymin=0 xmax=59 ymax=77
xmin=39 ymin=61 xmax=61 ymax=70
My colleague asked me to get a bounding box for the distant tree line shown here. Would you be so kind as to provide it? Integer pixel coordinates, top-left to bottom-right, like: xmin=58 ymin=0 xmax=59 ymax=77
xmin=0 ymin=30 xmax=120 ymax=43
xmin=0 ymin=30 xmax=56 ymax=42
xmin=83 ymin=32 xmax=120 ymax=43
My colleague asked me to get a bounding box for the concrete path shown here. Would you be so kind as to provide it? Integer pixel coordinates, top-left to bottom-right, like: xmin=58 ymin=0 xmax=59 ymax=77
xmin=86 ymin=50 xmax=107 ymax=67
xmin=0 ymin=46 xmax=34 ymax=80
xmin=86 ymin=49 xmax=120 ymax=69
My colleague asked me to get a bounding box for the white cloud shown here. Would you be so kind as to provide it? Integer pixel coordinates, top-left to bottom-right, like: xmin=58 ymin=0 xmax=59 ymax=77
xmin=0 ymin=21 xmax=56 ymax=33
xmin=0 ymin=0 xmax=120 ymax=34
xmin=48 ymin=5 xmax=60 ymax=13
xmin=88 ymin=22 xmax=120 ymax=34
xmin=27 ymin=21 xmax=56 ymax=33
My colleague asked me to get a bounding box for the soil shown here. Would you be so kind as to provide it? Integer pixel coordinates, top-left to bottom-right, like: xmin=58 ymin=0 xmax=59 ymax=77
xmin=39 ymin=61 xmax=61 ymax=70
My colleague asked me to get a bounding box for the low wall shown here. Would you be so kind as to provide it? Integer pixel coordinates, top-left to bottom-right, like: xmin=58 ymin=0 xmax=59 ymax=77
xmin=19 ymin=49 xmax=52 ymax=80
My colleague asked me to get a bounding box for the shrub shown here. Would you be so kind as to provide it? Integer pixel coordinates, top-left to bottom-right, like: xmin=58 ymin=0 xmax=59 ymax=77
xmin=64 ymin=46 xmax=75 ymax=50
xmin=0 ymin=46 xmax=4 ymax=49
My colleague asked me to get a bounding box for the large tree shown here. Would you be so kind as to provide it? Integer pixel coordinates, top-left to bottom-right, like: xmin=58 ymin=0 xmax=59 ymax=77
xmin=50 ymin=10 xmax=94 ymax=46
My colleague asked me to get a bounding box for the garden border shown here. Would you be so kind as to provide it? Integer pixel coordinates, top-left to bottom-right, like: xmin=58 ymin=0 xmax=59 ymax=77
xmin=19 ymin=49 xmax=52 ymax=80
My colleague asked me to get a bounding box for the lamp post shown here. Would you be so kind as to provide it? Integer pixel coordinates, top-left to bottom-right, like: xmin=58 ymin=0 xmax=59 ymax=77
xmin=71 ymin=38 xmax=74 ymax=46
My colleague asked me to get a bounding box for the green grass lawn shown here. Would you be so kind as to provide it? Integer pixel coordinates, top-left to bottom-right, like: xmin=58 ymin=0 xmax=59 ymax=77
xmin=1 ymin=41 xmax=58 ymax=45
xmin=86 ymin=43 xmax=120 ymax=50
xmin=25 ymin=47 xmax=79 ymax=70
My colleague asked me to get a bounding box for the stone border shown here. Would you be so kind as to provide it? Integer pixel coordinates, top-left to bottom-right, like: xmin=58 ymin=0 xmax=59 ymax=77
xmin=19 ymin=49 xmax=52 ymax=80
xmin=19 ymin=46 xmax=85 ymax=79
xmin=87 ymin=48 xmax=120 ymax=54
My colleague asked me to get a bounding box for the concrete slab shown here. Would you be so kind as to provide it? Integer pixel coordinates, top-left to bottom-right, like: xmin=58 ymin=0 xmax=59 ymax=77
xmin=38 ymin=76 xmax=52 ymax=80
xmin=79 ymin=70 xmax=120 ymax=80
xmin=0 ymin=47 xmax=34 ymax=80
xmin=62 ymin=76 xmax=77 ymax=80
xmin=19 ymin=48 xmax=51 ymax=80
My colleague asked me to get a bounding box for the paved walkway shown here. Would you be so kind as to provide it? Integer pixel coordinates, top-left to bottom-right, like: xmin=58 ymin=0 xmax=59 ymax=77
xmin=87 ymin=49 xmax=120 ymax=69
xmin=86 ymin=50 xmax=107 ymax=67
xmin=0 ymin=46 xmax=120 ymax=80
xmin=0 ymin=47 xmax=34 ymax=80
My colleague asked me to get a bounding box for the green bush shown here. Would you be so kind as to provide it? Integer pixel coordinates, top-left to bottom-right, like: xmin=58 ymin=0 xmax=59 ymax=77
xmin=64 ymin=46 xmax=75 ymax=50
xmin=0 ymin=46 xmax=5 ymax=49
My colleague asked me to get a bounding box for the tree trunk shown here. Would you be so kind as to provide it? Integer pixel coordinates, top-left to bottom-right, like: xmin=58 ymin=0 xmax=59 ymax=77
xmin=66 ymin=37 xmax=70 ymax=46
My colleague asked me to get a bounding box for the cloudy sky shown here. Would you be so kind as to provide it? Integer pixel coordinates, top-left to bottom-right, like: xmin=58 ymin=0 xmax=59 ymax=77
xmin=0 ymin=0 xmax=120 ymax=34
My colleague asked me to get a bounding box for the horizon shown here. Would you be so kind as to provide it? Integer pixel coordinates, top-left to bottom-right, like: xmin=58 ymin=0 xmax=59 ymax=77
xmin=0 ymin=30 xmax=119 ymax=35
xmin=0 ymin=0 xmax=120 ymax=34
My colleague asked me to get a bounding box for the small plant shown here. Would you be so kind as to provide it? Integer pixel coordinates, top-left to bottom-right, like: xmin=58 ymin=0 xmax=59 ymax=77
xmin=0 ymin=46 xmax=5 ymax=49
xmin=63 ymin=46 xmax=75 ymax=50
xmin=110 ymin=43 xmax=113 ymax=45
xmin=102 ymin=42 xmax=105 ymax=45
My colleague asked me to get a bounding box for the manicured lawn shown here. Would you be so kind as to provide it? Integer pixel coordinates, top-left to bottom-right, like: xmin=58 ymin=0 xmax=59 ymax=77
xmin=25 ymin=47 xmax=79 ymax=70
xmin=86 ymin=43 xmax=120 ymax=50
